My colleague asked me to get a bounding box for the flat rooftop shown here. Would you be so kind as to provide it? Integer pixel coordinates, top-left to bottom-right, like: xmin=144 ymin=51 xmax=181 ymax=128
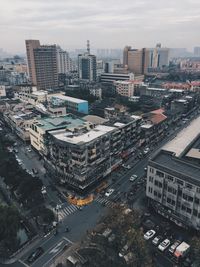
xmin=35 ymin=115 xmax=88 ymax=131
xmin=150 ymin=150 xmax=200 ymax=184
xmin=51 ymin=125 xmax=116 ymax=145
xmin=51 ymin=95 xmax=87 ymax=104
xmin=163 ymin=116 xmax=200 ymax=157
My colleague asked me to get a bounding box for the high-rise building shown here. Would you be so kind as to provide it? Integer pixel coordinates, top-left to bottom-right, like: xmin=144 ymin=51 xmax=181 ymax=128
xmin=149 ymin=44 xmax=169 ymax=69
xmin=123 ymin=44 xmax=169 ymax=74
xmin=25 ymin=40 xmax=40 ymax=85
xmin=33 ymin=45 xmax=59 ymax=90
xmin=57 ymin=46 xmax=74 ymax=74
xmin=127 ymin=48 xmax=149 ymax=74
xmin=78 ymin=41 xmax=97 ymax=81
xmin=194 ymin=47 xmax=200 ymax=57
xmin=123 ymin=46 xmax=131 ymax=67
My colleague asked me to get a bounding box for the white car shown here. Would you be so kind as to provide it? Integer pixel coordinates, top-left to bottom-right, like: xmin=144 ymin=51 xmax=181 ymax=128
xmin=105 ymin=188 xmax=114 ymax=197
xmin=129 ymin=175 xmax=138 ymax=182
xmin=152 ymin=235 xmax=163 ymax=246
xmin=158 ymin=239 xmax=171 ymax=252
xmin=144 ymin=230 xmax=156 ymax=240
xmin=143 ymin=148 xmax=150 ymax=154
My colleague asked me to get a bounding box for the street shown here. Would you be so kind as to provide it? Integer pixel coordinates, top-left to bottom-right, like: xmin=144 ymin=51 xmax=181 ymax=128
xmin=1 ymin=109 xmax=199 ymax=267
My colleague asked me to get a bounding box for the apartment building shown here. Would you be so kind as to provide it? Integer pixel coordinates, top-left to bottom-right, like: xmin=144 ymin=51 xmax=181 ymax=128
xmin=115 ymin=80 xmax=135 ymax=97
xmin=4 ymin=107 xmax=39 ymax=141
xmin=34 ymin=45 xmax=59 ymax=90
xmin=146 ymin=116 xmax=200 ymax=230
xmin=25 ymin=40 xmax=40 ymax=85
xmin=29 ymin=114 xmax=142 ymax=191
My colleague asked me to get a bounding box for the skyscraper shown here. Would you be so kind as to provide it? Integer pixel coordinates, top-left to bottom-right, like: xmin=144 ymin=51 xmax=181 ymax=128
xmin=127 ymin=47 xmax=150 ymax=74
xmin=194 ymin=47 xmax=200 ymax=57
xmin=123 ymin=46 xmax=131 ymax=67
xmin=123 ymin=44 xmax=169 ymax=74
xmin=57 ymin=46 xmax=74 ymax=74
xmin=25 ymin=40 xmax=40 ymax=85
xmin=34 ymin=45 xmax=59 ymax=90
xmin=78 ymin=41 xmax=97 ymax=81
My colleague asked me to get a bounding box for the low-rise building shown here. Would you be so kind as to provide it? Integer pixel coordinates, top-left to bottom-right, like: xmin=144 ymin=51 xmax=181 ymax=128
xmin=49 ymin=95 xmax=89 ymax=115
xmin=146 ymin=116 xmax=200 ymax=230
xmin=115 ymin=80 xmax=135 ymax=97
xmin=4 ymin=107 xmax=40 ymax=141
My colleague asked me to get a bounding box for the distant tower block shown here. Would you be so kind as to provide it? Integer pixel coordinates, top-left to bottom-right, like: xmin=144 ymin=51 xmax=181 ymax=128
xmin=87 ymin=40 xmax=90 ymax=54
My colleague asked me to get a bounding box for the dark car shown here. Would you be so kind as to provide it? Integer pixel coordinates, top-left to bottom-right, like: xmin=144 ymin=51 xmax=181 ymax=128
xmin=27 ymin=247 xmax=44 ymax=263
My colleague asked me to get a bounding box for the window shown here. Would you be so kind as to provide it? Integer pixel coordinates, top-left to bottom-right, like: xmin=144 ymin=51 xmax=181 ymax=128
xmin=183 ymin=194 xmax=193 ymax=202
xmin=149 ymin=176 xmax=154 ymax=183
xmin=148 ymin=187 xmax=153 ymax=194
xmin=186 ymin=208 xmax=192 ymax=214
xmin=150 ymin=168 xmax=154 ymax=173
xmin=156 ymin=171 xmax=164 ymax=177
xmin=168 ymin=186 xmax=177 ymax=195
xmin=167 ymin=197 xmax=175 ymax=206
xmin=154 ymin=180 xmax=162 ymax=188
xmin=195 ymin=197 xmax=200 ymax=205
xmin=197 ymin=188 xmax=200 ymax=194
xmin=166 ymin=175 xmax=174 ymax=182
xmin=193 ymin=209 xmax=198 ymax=217
xmin=177 ymin=179 xmax=184 ymax=186
xmin=181 ymin=205 xmax=186 ymax=211
xmin=186 ymin=183 xmax=193 ymax=190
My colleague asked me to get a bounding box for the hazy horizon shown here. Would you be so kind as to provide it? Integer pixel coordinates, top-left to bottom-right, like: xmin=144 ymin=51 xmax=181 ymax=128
xmin=1 ymin=0 xmax=200 ymax=54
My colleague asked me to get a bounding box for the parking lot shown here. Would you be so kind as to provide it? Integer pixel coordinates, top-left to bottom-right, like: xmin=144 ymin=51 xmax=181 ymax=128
xmin=142 ymin=211 xmax=194 ymax=267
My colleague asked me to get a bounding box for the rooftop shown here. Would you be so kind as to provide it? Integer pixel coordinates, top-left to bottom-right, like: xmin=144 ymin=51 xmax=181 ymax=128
xmin=51 ymin=95 xmax=87 ymax=104
xmin=32 ymin=91 xmax=47 ymax=96
xmin=52 ymin=95 xmax=87 ymax=104
xmin=83 ymin=115 xmax=108 ymax=125
xmin=150 ymin=150 xmax=200 ymax=184
xmin=51 ymin=124 xmax=116 ymax=145
xmin=34 ymin=115 xmax=88 ymax=131
xmin=163 ymin=116 xmax=200 ymax=157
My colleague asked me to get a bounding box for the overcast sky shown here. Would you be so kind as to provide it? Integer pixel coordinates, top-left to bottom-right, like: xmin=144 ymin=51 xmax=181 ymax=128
xmin=0 ymin=0 xmax=200 ymax=53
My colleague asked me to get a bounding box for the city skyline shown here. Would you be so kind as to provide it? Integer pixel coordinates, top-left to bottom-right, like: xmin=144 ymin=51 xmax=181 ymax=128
xmin=1 ymin=0 xmax=200 ymax=54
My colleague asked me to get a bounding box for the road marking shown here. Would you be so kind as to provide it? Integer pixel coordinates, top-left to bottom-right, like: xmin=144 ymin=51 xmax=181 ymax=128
xmin=49 ymin=240 xmax=64 ymax=254
xmin=18 ymin=259 xmax=30 ymax=267
xmin=62 ymin=236 xmax=73 ymax=243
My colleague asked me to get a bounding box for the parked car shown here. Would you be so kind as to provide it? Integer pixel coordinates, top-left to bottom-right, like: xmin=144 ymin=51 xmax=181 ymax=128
xmin=144 ymin=230 xmax=156 ymax=240
xmin=152 ymin=235 xmax=163 ymax=246
xmin=26 ymin=147 xmax=32 ymax=152
xmin=129 ymin=174 xmax=138 ymax=182
xmin=158 ymin=239 xmax=171 ymax=252
xmin=169 ymin=240 xmax=181 ymax=254
xmin=27 ymin=247 xmax=44 ymax=263
xmin=143 ymin=147 xmax=150 ymax=154
xmin=105 ymin=188 xmax=114 ymax=197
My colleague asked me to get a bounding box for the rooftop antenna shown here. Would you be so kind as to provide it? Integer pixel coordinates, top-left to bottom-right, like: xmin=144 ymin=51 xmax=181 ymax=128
xmin=87 ymin=40 xmax=90 ymax=54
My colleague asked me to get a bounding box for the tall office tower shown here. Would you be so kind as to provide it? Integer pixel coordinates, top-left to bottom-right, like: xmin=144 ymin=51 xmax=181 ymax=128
xmin=194 ymin=47 xmax=200 ymax=57
xmin=127 ymin=48 xmax=149 ymax=74
xmin=34 ymin=45 xmax=59 ymax=90
xmin=149 ymin=44 xmax=169 ymax=69
xmin=123 ymin=46 xmax=131 ymax=67
xmin=57 ymin=46 xmax=73 ymax=74
xmin=78 ymin=41 xmax=97 ymax=81
xmin=25 ymin=40 xmax=40 ymax=85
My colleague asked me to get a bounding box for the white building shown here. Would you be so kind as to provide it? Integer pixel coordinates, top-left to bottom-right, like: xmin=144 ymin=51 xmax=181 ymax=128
xmin=57 ymin=46 xmax=74 ymax=74
xmin=115 ymin=80 xmax=135 ymax=97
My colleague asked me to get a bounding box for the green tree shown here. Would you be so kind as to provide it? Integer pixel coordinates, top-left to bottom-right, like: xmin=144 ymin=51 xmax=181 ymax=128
xmin=0 ymin=205 xmax=21 ymax=258
xmin=191 ymin=237 xmax=200 ymax=266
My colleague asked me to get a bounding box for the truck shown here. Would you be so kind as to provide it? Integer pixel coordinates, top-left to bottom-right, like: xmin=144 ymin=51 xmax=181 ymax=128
xmin=174 ymin=242 xmax=190 ymax=261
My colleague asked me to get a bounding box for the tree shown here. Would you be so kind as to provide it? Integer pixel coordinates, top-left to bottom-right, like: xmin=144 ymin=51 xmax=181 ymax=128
xmin=0 ymin=205 xmax=21 ymax=258
xmin=191 ymin=237 xmax=200 ymax=266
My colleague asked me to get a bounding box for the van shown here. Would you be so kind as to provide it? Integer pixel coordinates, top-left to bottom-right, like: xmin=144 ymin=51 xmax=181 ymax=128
xmin=169 ymin=240 xmax=181 ymax=254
